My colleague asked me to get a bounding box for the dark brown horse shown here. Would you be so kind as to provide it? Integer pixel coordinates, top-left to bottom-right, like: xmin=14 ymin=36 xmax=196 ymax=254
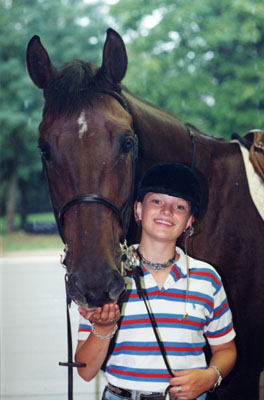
xmin=26 ymin=28 xmax=264 ymax=399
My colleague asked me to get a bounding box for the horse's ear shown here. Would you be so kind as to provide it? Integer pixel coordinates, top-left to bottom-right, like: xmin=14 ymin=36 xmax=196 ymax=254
xmin=26 ymin=35 xmax=55 ymax=89
xmin=100 ymin=28 xmax=127 ymax=84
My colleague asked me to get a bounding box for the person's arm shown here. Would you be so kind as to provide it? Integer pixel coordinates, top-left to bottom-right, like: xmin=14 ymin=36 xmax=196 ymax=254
xmin=169 ymin=339 xmax=237 ymax=399
xmin=75 ymin=303 xmax=120 ymax=381
xmin=208 ymin=339 xmax=237 ymax=382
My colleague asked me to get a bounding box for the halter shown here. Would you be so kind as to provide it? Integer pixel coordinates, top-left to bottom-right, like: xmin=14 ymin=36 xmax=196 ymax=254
xmin=43 ymin=89 xmax=138 ymax=245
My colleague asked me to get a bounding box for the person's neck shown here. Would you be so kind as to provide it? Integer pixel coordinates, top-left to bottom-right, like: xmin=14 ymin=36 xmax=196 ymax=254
xmin=138 ymin=237 xmax=177 ymax=264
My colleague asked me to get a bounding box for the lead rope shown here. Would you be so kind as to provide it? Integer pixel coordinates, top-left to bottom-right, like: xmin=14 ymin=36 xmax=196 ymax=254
xmin=132 ymin=267 xmax=174 ymax=399
xmin=132 ymin=240 xmax=191 ymax=400
xmin=59 ymin=274 xmax=86 ymax=400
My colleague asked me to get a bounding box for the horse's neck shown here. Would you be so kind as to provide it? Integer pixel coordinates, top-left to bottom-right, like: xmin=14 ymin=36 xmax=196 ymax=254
xmin=124 ymin=91 xmax=192 ymax=161
xmin=124 ymin=90 xmax=219 ymax=172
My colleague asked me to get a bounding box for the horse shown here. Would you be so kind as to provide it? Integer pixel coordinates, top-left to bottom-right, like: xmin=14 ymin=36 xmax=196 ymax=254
xmin=26 ymin=28 xmax=264 ymax=399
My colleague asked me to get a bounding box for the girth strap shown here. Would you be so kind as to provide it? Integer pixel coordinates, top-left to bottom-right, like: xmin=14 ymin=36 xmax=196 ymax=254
xmin=185 ymin=124 xmax=198 ymax=169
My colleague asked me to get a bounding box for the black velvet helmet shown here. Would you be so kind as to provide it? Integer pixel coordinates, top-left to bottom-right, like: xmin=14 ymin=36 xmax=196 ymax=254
xmin=136 ymin=162 xmax=202 ymax=217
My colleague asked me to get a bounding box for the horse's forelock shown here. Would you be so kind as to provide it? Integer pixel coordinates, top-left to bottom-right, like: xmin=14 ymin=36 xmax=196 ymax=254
xmin=44 ymin=60 xmax=96 ymax=117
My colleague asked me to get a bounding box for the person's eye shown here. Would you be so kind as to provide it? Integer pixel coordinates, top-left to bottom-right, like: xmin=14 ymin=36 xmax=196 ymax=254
xmin=152 ymin=199 xmax=161 ymax=205
xmin=175 ymin=204 xmax=185 ymax=211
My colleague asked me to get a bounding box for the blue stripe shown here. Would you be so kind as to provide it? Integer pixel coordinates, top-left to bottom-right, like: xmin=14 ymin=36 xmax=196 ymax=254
xmin=190 ymin=268 xmax=221 ymax=292
xmin=206 ymin=321 xmax=233 ymax=338
xmin=79 ymin=323 xmax=90 ymax=330
xmin=212 ymin=299 xmax=229 ymax=321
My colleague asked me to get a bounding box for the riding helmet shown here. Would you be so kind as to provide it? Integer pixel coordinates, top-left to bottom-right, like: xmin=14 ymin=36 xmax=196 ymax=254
xmin=136 ymin=162 xmax=202 ymax=217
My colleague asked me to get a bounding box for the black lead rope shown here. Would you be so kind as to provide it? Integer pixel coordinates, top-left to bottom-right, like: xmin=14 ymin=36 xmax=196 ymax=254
xmin=59 ymin=275 xmax=86 ymax=400
xmin=132 ymin=267 xmax=174 ymax=398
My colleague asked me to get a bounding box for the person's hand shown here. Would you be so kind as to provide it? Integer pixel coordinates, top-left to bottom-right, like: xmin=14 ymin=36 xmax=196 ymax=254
xmin=78 ymin=303 xmax=120 ymax=327
xmin=169 ymin=368 xmax=215 ymax=399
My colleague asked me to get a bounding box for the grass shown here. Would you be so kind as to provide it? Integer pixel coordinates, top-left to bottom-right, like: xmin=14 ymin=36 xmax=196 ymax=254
xmin=0 ymin=212 xmax=63 ymax=255
xmin=0 ymin=212 xmax=56 ymax=232
xmin=1 ymin=231 xmax=63 ymax=255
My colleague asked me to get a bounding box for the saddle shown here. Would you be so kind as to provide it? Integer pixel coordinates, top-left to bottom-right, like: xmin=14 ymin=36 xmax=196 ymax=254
xmin=232 ymin=130 xmax=264 ymax=182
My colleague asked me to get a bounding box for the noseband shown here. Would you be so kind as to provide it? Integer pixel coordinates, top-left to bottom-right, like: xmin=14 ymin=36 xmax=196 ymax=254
xmin=44 ymin=89 xmax=138 ymax=245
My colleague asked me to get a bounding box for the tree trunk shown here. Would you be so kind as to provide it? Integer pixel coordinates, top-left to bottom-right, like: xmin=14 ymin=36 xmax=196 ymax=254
xmin=6 ymin=167 xmax=18 ymax=233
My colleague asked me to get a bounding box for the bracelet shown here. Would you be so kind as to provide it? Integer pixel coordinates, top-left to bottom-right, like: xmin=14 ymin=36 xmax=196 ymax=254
xmin=208 ymin=365 xmax=222 ymax=392
xmin=91 ymin=323 xmax=118 ymax=340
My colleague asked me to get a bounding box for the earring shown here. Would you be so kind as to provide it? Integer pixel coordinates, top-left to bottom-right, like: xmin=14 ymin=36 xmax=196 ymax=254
xmin=188 ymin=224 xmax=194 ymax=237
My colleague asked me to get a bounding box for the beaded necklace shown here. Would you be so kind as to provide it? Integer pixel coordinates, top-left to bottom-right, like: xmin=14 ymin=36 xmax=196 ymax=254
xmin=136 ymin=248 xmax=177 ymax=271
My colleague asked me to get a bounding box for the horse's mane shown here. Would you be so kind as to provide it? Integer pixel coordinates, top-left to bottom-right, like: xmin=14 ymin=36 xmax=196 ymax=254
xmin=122 ymin=86 xmax=227 ymax=142
xmin=43 ymin=60 xmax=120 ymax=117
xmin=43 ymin=60 xmax=227 ymax=142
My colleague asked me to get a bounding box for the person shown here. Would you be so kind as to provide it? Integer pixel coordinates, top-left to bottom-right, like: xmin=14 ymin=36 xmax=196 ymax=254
xmin=75 ymin=162 xmax=237 ymax=400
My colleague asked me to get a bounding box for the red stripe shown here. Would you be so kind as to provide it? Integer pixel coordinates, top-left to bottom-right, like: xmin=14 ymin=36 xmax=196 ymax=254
xmin=173 ymin=268 xmax=181 ymax=281
xmin=78 ymin=328 xmax=91 ymax=332
xmin=190 ymin=271 xmax=219 ymax=286
xmin=115 ymin=345 xmax=203 ymax=352
xmin=157 ymin=317 xmax=204 ymax=327
xmin=115 ymin=345 xmax=159 ymax=351
xmin=214 ymin=302 xmax=228 ymax=317
xmin=206 ymin=324 xmax=233 ymax=339
xmin=165 ymin=292 xmax=213 ymax=308
xmin=188 ymin=294 xmax=213 ymax=308
xmin=108 ymin=367 xmax=170 ymax=379
xmin=122 ymin=318 xmax=150 ymax=325
xmin=122 ymin=317 xmax=203 ymax=327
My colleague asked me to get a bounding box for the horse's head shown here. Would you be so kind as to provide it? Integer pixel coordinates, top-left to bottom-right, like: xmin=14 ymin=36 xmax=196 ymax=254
xmin=26 ymin=29 xmax=138 ymax=310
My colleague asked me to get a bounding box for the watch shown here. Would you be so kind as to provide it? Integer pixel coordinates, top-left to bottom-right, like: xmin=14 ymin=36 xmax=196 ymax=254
xmin=209 ymin=365 xmax=222 ymax=391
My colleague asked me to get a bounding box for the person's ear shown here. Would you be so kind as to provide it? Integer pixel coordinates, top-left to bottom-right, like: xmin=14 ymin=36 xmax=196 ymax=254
xmin=185 ymin=216 xmax=195 ymax=236
xmin=134 ymin=201 xmax=143 ymax=222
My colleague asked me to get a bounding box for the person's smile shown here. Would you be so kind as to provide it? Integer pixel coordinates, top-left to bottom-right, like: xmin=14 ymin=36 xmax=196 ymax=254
xmin=154 ymin=218 xmax=174 ymax=227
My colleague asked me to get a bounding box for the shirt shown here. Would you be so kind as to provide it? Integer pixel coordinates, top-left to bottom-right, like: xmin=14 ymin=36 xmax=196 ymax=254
xmin=78 ymin=246 xmax=235 ymax=392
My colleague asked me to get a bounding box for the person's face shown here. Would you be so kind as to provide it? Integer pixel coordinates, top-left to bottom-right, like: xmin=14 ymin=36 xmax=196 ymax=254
xmin=134 ymin=192 xmax=194 ymax=244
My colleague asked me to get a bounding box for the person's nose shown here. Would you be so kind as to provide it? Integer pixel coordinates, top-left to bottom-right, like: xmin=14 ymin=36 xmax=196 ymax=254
xmin=161 ymin=203 xmax=173 ymax=215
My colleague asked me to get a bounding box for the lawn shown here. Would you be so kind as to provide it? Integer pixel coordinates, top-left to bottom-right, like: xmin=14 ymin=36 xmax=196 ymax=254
xmin=1 ymin=231 xmax=63 ymax=254
xmin=0 ymin=212 xmax=63 ymax=255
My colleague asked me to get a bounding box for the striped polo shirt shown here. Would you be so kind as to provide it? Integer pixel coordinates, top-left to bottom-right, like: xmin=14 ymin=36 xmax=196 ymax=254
xmin=78 ymin=246 xmax=235 ymax=392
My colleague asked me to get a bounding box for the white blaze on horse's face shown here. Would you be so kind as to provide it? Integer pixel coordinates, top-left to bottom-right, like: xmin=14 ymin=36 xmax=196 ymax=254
xmin=77 ymin=110 xmax=88 ymax=139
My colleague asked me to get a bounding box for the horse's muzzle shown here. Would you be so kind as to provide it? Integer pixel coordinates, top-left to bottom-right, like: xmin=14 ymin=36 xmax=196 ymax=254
xmin=65 ymin=269 xmax=125 ymax=310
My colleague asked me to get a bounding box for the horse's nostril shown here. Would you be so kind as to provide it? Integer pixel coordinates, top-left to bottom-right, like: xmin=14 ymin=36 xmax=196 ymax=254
xmin=108 ymin=270 xmax=125 ymax=301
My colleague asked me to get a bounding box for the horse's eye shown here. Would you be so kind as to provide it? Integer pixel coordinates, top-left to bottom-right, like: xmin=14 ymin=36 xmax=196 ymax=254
xmin=122 ymin=138 xmax=133 ymax=153
xmin=39 ymin=143 xmax=51 ymax=161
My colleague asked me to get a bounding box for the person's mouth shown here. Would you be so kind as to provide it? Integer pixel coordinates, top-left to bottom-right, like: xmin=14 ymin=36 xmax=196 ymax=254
xmin=154 ymin=219 xmax=173 ymax=226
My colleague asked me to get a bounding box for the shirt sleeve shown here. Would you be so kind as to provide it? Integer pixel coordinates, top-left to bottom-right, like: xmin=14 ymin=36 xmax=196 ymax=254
xmin=204 ymin=278 xmax=236 ymax=346
xmin=78 ymin=315 xmax=92 ymax=341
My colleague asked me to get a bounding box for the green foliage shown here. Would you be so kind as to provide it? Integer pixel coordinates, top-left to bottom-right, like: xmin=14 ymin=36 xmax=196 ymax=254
xmin=0 ymin=0 xmax=112 ymax=222
xmin=0 ymin=211 xmax=56 ymax=233
xmin=110 ymin=0 xmax=264 ymax=137
xmin=1 ymin=0 xmax=263 ymax=228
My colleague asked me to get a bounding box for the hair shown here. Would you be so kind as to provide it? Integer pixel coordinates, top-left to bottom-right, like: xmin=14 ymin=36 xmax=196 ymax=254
xmin=43 ymin=60 xmax=120 ymax=117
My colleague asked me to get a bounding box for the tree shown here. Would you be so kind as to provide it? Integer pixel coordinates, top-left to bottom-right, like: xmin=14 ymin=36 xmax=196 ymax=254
xmin=0 ymin=0 xmax=111 ymax=231
xmin=110 ymin=0 xmax=264 ymax=138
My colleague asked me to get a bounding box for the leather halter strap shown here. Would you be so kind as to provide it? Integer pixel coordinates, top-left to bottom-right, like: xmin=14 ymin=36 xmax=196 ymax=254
xmin=58 ymin=194 xmax=122 ymax=232
xmin=53 ymin=89 xmax=138 ymax=244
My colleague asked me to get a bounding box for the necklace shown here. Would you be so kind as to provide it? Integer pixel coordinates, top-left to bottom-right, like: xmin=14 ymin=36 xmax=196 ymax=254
xmin=136 ymin=248 xmax=177 ymax=271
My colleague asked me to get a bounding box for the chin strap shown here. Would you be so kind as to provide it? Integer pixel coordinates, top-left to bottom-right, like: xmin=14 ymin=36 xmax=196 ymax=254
xmin=59 ymin=275 xmax=86 ymax=400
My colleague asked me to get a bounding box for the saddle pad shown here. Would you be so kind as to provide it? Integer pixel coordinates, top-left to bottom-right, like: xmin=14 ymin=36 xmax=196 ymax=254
xmin=232 ymin=140 xmax=264 ymax=221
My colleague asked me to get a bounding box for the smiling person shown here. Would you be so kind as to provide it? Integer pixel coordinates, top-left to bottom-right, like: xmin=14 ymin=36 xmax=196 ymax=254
xmin=75 ymin=162 xmax=237 ymax=400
